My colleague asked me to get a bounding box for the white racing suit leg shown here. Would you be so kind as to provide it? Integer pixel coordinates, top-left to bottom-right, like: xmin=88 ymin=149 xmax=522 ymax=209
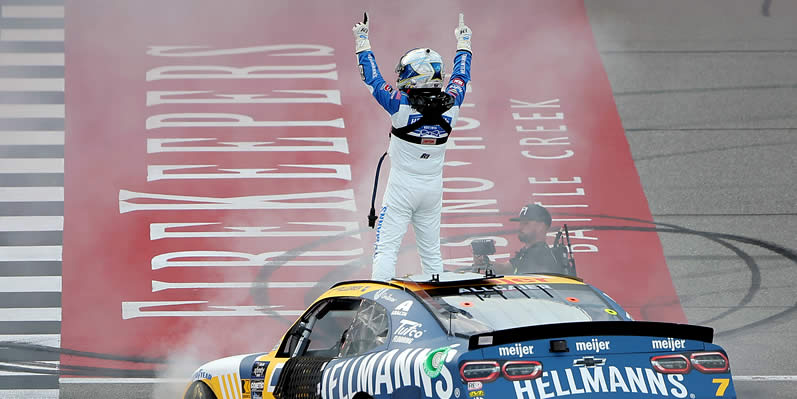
xmin=371 ymin=171 xmax=443 ymax=281
xmin=411 ymin=175 xmax=443 ymax=275
xmin=371 ymin=172 xmax=412 ymax=281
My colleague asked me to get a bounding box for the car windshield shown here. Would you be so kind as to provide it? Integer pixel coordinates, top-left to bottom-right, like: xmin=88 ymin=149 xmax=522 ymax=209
xmin=423 ymin=283 xmax=623 ymax=336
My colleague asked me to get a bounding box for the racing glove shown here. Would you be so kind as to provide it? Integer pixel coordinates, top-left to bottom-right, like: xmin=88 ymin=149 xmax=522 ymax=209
xmin=454 ymin=13 xmax=472 ymax=53
xmin=353 ymin=12 xmax=371 ymax=53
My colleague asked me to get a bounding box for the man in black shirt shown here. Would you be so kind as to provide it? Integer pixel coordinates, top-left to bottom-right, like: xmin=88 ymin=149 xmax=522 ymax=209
xmin=474 ymin=204 xmax=568 ymax=275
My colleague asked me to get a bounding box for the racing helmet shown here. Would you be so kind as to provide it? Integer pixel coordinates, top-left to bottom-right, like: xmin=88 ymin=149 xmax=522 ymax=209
xmin=395 ymin=48 xmax=445 ymax=90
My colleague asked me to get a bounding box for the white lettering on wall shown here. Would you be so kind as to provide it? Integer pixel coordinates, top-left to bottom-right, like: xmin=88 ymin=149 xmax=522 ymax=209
xmin=151 ymin=248 xmax=364 ymax=269
xmin=146 ymin=113 xmax=344 ymax=129
xmin=147 ymin=164 xmax=351 ymax=181
xmin=149 ymin=221 xmax=360 ymax=240
xmin=442 ymin=177 xmax=494 ymax=193
xmin=529 ymin=177 xmax=582 ymax=184
xmin=146 ymin=90 xmax=341 ymax=106
xmin=510 ymin=98 xmax=560 ymax=108
xmin=533 ymin=188 xmax=585 ymax=196
xmin=451 ymin=117 xmax=480 ymax=131
xmin=442 ymin=199 xmax=498 ymax=213
xmin=522 ymin=150 xmax=574 ymax=159
xmin=520 ymin=137 xmax=571 ymax=146
xmin=516 ymin=125 xmax=567 ymax=132
xmin=146 ymin=44 xmax=335 ymax=57
xmin=446 ymin=137 xmax=485 ymax=150
xmin=121 ymin=301 xmax=303 ymax=319
xmin=119 ymin=189 xmax=356 ymax=213
xmin=146 ymin=64 xmax=338 ymax=81
xmin=513 ymin=112 xmax=564 ymax=120
xmin=146 ymin=137 xmax=349 ymax=154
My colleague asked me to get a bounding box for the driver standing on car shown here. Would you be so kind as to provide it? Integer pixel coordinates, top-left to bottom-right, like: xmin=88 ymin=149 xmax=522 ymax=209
xmin=475 ymin=204 xmax=565 ymax=274
xmin=353 ymin=12 xmax=472 ymax=281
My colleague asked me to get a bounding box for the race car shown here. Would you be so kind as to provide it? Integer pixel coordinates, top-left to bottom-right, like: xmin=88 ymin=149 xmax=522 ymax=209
xmin=184 ymin=272 xmax=736 ymax=399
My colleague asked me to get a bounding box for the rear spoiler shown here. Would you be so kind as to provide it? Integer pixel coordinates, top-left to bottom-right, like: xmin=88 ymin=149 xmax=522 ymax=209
xmin=468 ymin=321 xmax=714 ymax=350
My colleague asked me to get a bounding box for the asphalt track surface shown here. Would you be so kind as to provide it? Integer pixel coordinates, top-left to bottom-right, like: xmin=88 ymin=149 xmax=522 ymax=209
xmin=5 ymin=0 xmax=797 ymax=398
xmin=586 ymin=1 xmax=797 ymax=398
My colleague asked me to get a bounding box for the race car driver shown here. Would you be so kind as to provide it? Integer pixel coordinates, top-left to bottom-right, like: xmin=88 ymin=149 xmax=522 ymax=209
xmin=353 ymin=12 xmax=472 ymax=281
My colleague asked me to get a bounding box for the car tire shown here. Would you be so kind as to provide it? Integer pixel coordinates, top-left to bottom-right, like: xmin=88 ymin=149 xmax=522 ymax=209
xmin=184 ymin=381 xmax=217 ymax=399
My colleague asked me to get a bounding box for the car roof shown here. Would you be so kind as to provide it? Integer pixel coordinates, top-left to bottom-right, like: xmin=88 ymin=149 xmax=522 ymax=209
xmin=316 ymin=272 xmax=586 ymax=303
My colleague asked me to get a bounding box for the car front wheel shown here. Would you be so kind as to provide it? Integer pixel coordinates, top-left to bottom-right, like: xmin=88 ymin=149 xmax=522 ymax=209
xmin=184 ymin=381 xmax=217 ymax=399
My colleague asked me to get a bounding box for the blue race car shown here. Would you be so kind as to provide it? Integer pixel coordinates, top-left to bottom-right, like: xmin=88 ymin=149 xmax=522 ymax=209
xmin=184 ymin=272 xmax=735 ymax=399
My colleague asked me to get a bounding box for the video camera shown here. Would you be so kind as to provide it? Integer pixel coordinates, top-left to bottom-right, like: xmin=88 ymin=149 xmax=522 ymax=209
xmin=552 ymin=224 xmax=578 ymax=277
xmin=470 ymin=238 xmax=496 ymax=256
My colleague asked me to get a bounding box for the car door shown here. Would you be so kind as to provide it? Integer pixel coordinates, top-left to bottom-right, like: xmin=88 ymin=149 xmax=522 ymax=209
xmin=260 ymin=298 xmax=361 ymax=398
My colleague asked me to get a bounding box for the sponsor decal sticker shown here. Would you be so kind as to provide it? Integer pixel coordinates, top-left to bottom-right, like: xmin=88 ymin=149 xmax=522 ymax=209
xmin=469 ymin=390 xmax=485 ymax=397
xmin=391 ymin=300 xmax=413 ymax=316
xmin=421 ymin=138 xmax=436 ymax=145
xmin=367 ymin=54 xmax=378 ymax=78
xmin=467 ymin=381 xmax=483 ymax=391
xmin=251 ymin=361 xmax=268 ymax=378
xmin=321 ymin=347 xmax=458 ymax=399
xmin=358 ymin=64 xmax=365 ymax=80
xmin=192 ymin=369 xmax=212 ymax=380
xmin=423 ymin=346 xmax=452 ymax=378
xmin=374 ymin=206 xmax=388 ymax=255
xmin=452 ymin=78 xmax=464 ymax=86
xmin=393 ymin=319 xmax=424 ymax=344
xmin=335 ymin=285 xmax=369 ymax=292
xmin=512 ymin=366 xmax=689 ymax=399
xmin=498 ymin=343 xmax=535 ymax=357
xmin=575 ymin=338 xmax=611 ymax=353
xmin=374 ymin=288 xmax=397 ymax=303
xmin=573 ymin=356 xmax=606 ymax=368
xmin=250 ymin=379 xmax=265 ymax=391
xmin=651 ymin=337 xmax=686 ymax=351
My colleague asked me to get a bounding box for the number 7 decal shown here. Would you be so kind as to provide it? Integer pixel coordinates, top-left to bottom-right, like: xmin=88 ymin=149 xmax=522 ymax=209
xmin=712 ymin=378 xmax=730 ymax=396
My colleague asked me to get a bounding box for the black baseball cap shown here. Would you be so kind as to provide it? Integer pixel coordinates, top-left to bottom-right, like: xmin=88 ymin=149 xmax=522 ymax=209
xmin=510 ymin=204 xmax=552 ymax=226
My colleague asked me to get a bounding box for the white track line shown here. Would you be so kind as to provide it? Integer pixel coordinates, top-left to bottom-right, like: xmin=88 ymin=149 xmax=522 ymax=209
xmin=61 ymin=378 xmax=187 ymax=384
xmin=0 ymin=104 xmax=64 ymax=118
xmin=0 ymin=53 xmax=64 ymax=66
xmin=0 ymin=361 xmax=59 ymax=376
xmin=0 ymin=390 xmax=59 ymax=399
xmin=0 ymin=78 xmax=64 ymax=91
xmin=0 ymin=158 xmax=64 ymax=173
xmin=0 ymin=307 xmax=61 ymax=321
xmin=0 ymin=187 xmax=63 ymax=202
xmin=734 ymin=376 xmax=797 ymax=382
xmin=0 ymin=216 xmax=63 ymax=231
xmin=0 ymin=246 xmax=62 ymax=261
xmin=0 ymin=131 xmax=64 ymax=145
xmin=0 ymin=334 xmax=61 ymax=346
xmin=1 ymin=5 xmax=64 ymax=18
xmin=0 ymin=276 xmax=61 ymax=292
xmin=0 ymin=29 xmax=64 ymax=41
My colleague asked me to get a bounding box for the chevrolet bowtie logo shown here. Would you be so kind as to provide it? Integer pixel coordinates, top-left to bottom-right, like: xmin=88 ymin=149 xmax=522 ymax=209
xmin=573 ymin=356 xmax=606 ymax=368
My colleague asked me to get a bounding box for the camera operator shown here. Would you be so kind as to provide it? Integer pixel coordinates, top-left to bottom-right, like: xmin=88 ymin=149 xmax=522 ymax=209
xmin=473 ymin=204 xmax=567 ymax=275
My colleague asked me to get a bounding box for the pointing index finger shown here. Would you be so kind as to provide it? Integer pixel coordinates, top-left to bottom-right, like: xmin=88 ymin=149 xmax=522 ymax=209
xmin=458 ymin=13 xmax=464 ymax=27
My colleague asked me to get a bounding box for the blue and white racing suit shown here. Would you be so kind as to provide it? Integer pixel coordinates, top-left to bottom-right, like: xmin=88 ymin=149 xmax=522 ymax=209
xmin=357 ymin=49 xmax=472 ymax=281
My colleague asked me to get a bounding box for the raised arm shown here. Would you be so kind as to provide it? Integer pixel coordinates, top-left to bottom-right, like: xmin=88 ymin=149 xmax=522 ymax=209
xmin=353 ymin=12 xmax=402 ymax=114
xmin=446 ymin=13 xmax=472 ymax=106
